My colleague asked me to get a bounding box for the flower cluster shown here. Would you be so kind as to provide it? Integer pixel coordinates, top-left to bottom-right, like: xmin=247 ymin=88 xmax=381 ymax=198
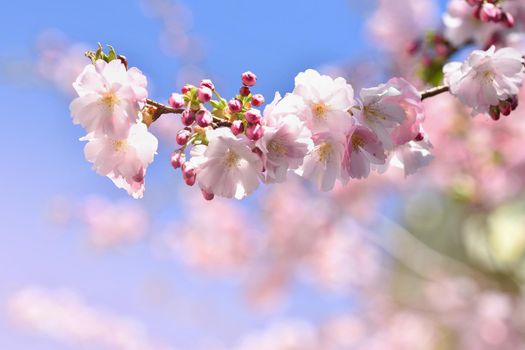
xmin=69 ymin=47 xmax=158 ymax=198
xmin=444 ymin=46 xmax=524 ymax=118
xmin=167 ymin=69 xmax=431 ymax=200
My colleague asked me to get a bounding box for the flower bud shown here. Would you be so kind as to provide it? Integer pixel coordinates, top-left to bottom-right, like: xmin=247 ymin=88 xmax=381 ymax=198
xmin=239 ymin=86 xmax=251 ymax=96
xmin=241 ymin=71 xmax=257 ymax=87
xmin=246 ymin=123 xmax=264 ymax=141
xmin=479 ymin=3 xmax=502 ymax=22
xmin=182 ymin=163 xmax=196 ymax=186
xmin=251 ymin=94 xmax=265 ymax=107
xmin=195 ymin=109 xmax=213 ymax=127
xmin=170 ymin=152 xmax=185 ymax=169
xmin=245 ymin=109 xmax=262 ymax=124
xmin=197 ymin=86 xmax=213 ymax=103
xmin=414 ymin=132 xmax=425 ymax=142
xmin=200 ymin=79 xmax=215 ymax=90
xmin=201 ymin=188 xmax=215 ymax=201
xmin=181 ymin=84 xmax=194 ymax=94
xmin=176 ymin=128 xmax=192 ymax=145
xmin=168 ymin=93 xmax=185 ymax=109
xmin=181 ymin=109 xmax=195 ymax=126
xmin=231 ymin=120 xmax=245 ymax=136
xmin=489 ymin=105 xmax=500 ymax=121
xmin=228 ymin=98 xmax=243 ymax=113
xmin=499 ymin=100 xmax=512 ymax=116
xmin=509 ymin=95 xmax=519 ymax=110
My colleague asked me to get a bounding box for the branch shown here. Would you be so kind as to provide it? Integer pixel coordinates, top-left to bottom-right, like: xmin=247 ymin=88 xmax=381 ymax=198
xmin=144 ymin=99 xmax=232 ymax=127
xmin=420 ymin=85 xmax=450 ymax=100
xmin=145 ymin=99 xmax=184 ymax=122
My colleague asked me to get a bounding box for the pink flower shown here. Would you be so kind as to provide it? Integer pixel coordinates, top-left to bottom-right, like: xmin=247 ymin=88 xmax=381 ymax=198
xmin=297 ymin=133 xmax=346 ymax=191
xmin=356 ymin=82 xmax=408 ymax=149
xmin=257 ymin=96 xmax=313 ymax=183
xmin=293 ymin=69 xmax=354 ymax=133
xmin=342 ymin=125 xmax=387 ymax=180
xmin=388 ymin=78 xmax=425 ymax=146
xmin=70 ymin=59 xmax=148 ymax=138
xmin=388 ymin=138 xmax=434 ymax=177
xmin=82 ymin=122 xmax=158 ymax=199
xmin=444 ymin=46 xmax=525 ymax=115
xmin=443 ymin=0 xmax=499 ymax=47
xmin=190 ymin=128 xmax=263 ymax=199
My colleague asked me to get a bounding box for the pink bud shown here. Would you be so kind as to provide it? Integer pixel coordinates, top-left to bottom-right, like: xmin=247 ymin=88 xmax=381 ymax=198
xmin=181 ymin=84 xmax=194 ymax=94
xmin=181 ymin=109 xmax=195 ymax=126
xmin=182 ymin=163 xmax=196 ymax=186
xmin=479 ymin=3 xmax=502 ymax=22
xmin=245 ymin=109 xmax=262 ymax=124
xmin=170 ymin=152 xmax=186 ymax=169
xmin=132 ymin=168 xmax=145 ymax=183
xmin=251 ymin=94 xmax=265 ymax=107
xmin=200 ymin=79 xmax=215 ymax=90
xmin=509 ymin=95 xmax=519 ymax=110
xmin=502 ymin=12 xmax=515 ymax=28
xmin=489 ymin=105 xmax=501 ymax=121
xmin=168 ymin=93 xmax=185 ymax=109
xmin=239 ymin=86 xmax=251 ymax=97
xmin=246 ymin=123 xmax=264 ymax=141
xmin=231 ymin=120 xmax=245 ymax=135
xmin=195 ymin=109 xmax=213 ymax=127
xmin=176 ymin=128 xmax=191 ymax=145
xmin=241 ymin=71 xmax=257 ymax=87
xmin=228 ymin=98 xmax=243 ymax=113
xmin=499 ymin=100 xmax=512 ymax=116
xmin=414 ymin=132 xmax=425 ymax=142
xmin=201 ymin=188 xmax=215 ymax=201
xmin=197 ymin=86 xmax=213 ymax=103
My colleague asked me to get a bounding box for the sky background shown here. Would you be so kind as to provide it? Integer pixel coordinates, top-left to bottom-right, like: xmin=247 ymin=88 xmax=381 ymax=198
xmin=0 ymin=0 xmax=447 ymax=348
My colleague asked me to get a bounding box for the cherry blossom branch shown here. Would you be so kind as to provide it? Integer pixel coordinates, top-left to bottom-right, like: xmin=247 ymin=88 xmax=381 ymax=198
xmin=420 ymin=85 xmax=450 ymax=100
xmin=144 ymin=99 xmax=183 ymax=122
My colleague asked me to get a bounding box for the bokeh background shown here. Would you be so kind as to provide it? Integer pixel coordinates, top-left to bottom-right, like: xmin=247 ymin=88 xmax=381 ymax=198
xmin=3 ymin=0 xmax=525 ymax=349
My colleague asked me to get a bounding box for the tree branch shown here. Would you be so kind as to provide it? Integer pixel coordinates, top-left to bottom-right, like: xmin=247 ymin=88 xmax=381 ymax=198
xmin=420 ymin=85 xmax=450 ymax=100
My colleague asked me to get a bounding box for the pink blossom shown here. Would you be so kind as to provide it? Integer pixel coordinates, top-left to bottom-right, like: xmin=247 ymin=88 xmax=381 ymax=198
xmin=388 ymin=138 xmax=434 ymax=177
xmin=388 ymin=78 xmax=425 ymax=146
xmin=342 ymin=125 xmax=387 ymax=180
xmin=257 ymin=94 xmax=313 ymax=183
xmin=297 ymin=133 xmax=346 ymax=191
xmin=443 ymin=0 xmax=499 ymax=47
xmin=356 ymin=82 xmax=408 ymax=149
xmin=190 ymin=128 xmax=263 ymax=199
xmin=82 ymin=122 xmax=158 ymax=199
xmin=444 ymin=46 xmax=525 ymax=115
xmin=70 ymin=59 xmax=148 ymax=138
xmin=293 ymin=69 xmax=354 ymax=133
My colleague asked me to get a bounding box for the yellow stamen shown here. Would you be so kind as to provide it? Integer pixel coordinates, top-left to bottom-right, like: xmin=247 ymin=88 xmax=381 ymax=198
xmin=268 ymin=139 xmax=287 ymax=156
xmin=101 ymin=91 xmax=119 ymax=108
xmin=114 ymin=139 xmax=127 ymax=152
xmin=352 ymin=134 xmax=365 ymax=149
xmin=224 ymin=150 xmax=240 ymax=168
xmin=313 ymin=102 xmax=327 ymax=119
xmin=318 ymin=142 xmax=332 ymax=163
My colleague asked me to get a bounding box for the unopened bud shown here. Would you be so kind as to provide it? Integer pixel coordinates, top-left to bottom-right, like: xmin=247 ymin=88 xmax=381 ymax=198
xmin=241 ymin=71 xmax=257 ymax=87
xmin=489 ymin=105 xmax=501 ymax=121
xmin=182 ymin=163 xmax=197 ymax=186
xmin=231 ymin=120 xmax=245 ymax=136
xmin=176 ymin=128 xmax=192 ymax=145
xmin=168 ymin=93 xmax=185 ymax=109
xmin=245 ymin=109 xmax=262 ymax=124
xmin=201 ymin=188 xmax=215 ymax=201
xmin=200 ymin=79 xmax=215 ymax=90
xmin=197 ymin=86 xmax=213 ymax=103
xmin=170 ymin=152 xmax=185 ymax=169
xmin=246 ymin=123 xmax=264 ymax=141
xmin=251 ymin=94 xmax=265 ymax=107
xmin=228 ymin=98 xmax=243 ymax=113
xmin=181 ymin=84 xmax=194 ymax=94
xmin=239 ymin=86 xmax=251 ymax=96
xmin=195 ymin=109 xmax=213 ymax=127
xmin=181 ymin=109 xmax=195 ymax=126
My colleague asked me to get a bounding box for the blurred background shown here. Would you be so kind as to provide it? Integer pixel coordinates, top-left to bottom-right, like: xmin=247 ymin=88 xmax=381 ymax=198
xmin=2 ymin=0 xmax=525 ymax=349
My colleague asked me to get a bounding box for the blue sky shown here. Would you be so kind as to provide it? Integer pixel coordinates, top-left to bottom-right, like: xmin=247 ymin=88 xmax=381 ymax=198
xmin=0 ymin=0 xmax=447 ymax=348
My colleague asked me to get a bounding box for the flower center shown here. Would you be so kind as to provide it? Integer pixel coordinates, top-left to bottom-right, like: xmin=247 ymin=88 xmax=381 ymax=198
xmin=113 ymin=139 xmax=127 ymax=152
xmin=364 ymin=104 xmax=385 ymax=121
xmin=268 ymin=138 xmax=287 ymax=156
xmin=318 ymin=142 xmax=332 ymax=163
xmin=351 ymin=134 xmax=365 ymax=149
xmin=313 ymin=102 xmax=327 ymax=119
xmin=101 ymin=91 xmax=119 ymax=108
xmin=224 ymin=149 xmax=240 ymax=168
